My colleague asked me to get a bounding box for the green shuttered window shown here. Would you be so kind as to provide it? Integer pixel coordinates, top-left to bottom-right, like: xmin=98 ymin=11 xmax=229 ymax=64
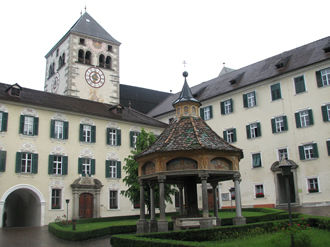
xmin=105 ymin=160 xmax=121 ymax=178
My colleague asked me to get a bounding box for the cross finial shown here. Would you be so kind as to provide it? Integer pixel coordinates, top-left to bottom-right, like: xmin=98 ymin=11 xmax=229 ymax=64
xmin=182 ymin=60 xmax=187 ymax=68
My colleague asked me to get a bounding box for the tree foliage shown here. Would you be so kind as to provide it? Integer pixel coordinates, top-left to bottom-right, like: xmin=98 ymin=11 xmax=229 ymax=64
xmin=121 ymin=128 xmax=176 ymax=213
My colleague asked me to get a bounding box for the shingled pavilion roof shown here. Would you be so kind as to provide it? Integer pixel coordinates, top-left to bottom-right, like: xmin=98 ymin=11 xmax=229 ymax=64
xmin=136 ymin=73 xmax=243 ymax=159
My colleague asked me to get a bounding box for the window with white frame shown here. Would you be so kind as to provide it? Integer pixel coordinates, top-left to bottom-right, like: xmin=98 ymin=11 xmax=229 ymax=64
xmin=20 ymin=115 xmax=39 ymax=136
xmin=82 ymin=158 xmax=91 ymax=175
xmin=316 ymin=68 xmax=330 ymax=87
xmin=55 ymin=121 xmax=63 ymax=139
xmin=51 ymin=120 xmax=68 ymax=139
xmin=243 ymin=91 xmax=256 ymax=108
xmin=130 ymin=131 xmax=140 ymax=148
xmin=300 ymin=111 xmax=309 ymax=127
xmin=78 ymin=158 xmax=95 ymax=176
xmin=51 ymin=189 xmax=61 ymax=209
xmin=15 ymin=152 xmax=38 ymax=174
xmin=109 ymin=129 xmax=117 ymax=145
xmin=221 ymin=99 xmax=233 ymax=115
xmin=21 ymin=153 xmax=32 ymax=173
xmin=79 ymin=124 xmax=96 ymax=143
xmin=223 ymin=128 xmax=236 ymax=143
xmin=321 ymin=104 xmax=330 ymax=122
xmin=24 ymin=116 xmax=34 ymax=135
xmin=106 ymin=160 xmax=121 ymax=178
xmin=200 ymin=106 xmax=213 ymax=120
xmin=53 ymin=156 xmax=62 ymax=174
xmin=246 ymin=123 xmax=261 ymax=139
xmin=278 ymin=148 xmax=288 ymax=161
xmin=307 ymin=178 xmax=319 ymax=193
xmin=299 ymin=143 xmax=319 ymax=160
xmin=321 ymin=69 xmax=330 ymax=86
xmin=295 ymin=110 xmax=314 ymax=128
xmin=109 ymin=190 xmax=118 ymax=209
xmin=252 ymin=153 xmax=262 ymax=168
xmin=83 ymin=125 xmax=91 ymax=142
xmin=48 ymin=155 xmax=68 ymax=175
xmin=255 ymin=184 xmax=264 ymax=198
xmin=204 ymin=106 xmax=211 ymax=120
xmin=271 ymin=116 xmax=288 ymax=133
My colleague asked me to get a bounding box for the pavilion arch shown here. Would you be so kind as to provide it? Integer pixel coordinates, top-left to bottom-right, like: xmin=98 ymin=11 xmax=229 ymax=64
xmin=142 ymin=162 xmax=155 ymax=175
xmin=208 ymin=157 xmax=233 ymax=171
xmin=166 ymin=157 xmax=198 ymax=171
xmin=0 ymin=184 xmax=46 ymax=228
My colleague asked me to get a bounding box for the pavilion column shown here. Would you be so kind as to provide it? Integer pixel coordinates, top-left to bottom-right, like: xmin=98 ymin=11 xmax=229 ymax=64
xmin=149 ymin=182 xmax=158 ymax=232
xmin=178 ymin=184 xmax=184 ymax=215
xmin=157 ymin=175 xmax=168 ymax=232
xmin=136 ymin=179 xmax=148 ymax=233
xmin=199 ymin=174 xmax=212 ymax=228
xmin=232 ymin=173 xmax=246 ymax=225
xmin=211 ymin=182 xmax=221 ymax=226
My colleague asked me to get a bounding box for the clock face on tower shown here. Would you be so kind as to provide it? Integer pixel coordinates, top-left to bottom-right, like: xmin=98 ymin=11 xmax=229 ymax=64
xmin=85 ymin=67 xmax=105 ymax=88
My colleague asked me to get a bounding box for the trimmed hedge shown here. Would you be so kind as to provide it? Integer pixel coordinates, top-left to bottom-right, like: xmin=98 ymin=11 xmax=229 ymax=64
xmin=111 ymin=216 xmax=330 ymax=247
xmin=48 ymin=208 xmax=284 ymax=241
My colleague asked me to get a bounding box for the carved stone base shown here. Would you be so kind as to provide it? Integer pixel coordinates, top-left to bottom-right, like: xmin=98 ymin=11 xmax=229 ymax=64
xmin=158 ymin=220 xmax=168 ymax=232
xmin=199 ymin=218 xmax=213 ymax=229
xmin=149 ymin=219 xmax=158 ymax=232
xmin=233 ymin=216 xmax=246 ymax=225
xmin=136 ymin=219 xmax=149 ymax=234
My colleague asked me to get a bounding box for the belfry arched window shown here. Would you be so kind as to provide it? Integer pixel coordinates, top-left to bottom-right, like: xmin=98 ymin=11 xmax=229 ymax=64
xmin=106 ymin=56 xmax=112 ymax=69
xmin=99 ymin=55 xmax=105 ymax=67
xmin=78 ymin=50 xmax=84 ymax=63
xmin=59 ymin=56 xmax=63 ymax=68
xmin=85 ymin=51 xmax=91 ymax=65
xmin=62 ymin=53 xmax=65 ymax=65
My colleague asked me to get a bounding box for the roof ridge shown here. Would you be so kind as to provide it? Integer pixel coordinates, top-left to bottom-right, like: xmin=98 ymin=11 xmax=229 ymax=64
xmin=191 ymin=117 xmax=204 ymax=148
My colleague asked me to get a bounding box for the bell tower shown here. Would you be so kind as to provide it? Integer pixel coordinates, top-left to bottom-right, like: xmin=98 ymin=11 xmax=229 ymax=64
xmin=44 ymin=12 xmax=121 ymax=105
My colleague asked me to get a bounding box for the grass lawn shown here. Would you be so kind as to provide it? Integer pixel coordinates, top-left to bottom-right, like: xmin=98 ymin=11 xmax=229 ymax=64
xmin=204 ymin=229 xmax=330 ymax=247
xmin=56 ymin=210 xmax=270 ymax=231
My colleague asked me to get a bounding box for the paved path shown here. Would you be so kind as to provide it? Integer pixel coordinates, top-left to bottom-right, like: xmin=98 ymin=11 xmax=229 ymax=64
xmin=1 ymin=206 xmax=329 ymax=246
xmin=0 ymin=226 xmax=110 ymax=247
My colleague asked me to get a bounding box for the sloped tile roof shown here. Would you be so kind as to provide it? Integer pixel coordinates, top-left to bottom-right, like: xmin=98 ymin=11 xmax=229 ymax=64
xmin=0 ymin=83 xmax=167 ymax=128
xmin=148 ymin=36 xmax=330 ymax=117
xmin=120 ymin=84 xmax=171 ymax=114
xmin=135 ymin=116 xmax=243 ymax=158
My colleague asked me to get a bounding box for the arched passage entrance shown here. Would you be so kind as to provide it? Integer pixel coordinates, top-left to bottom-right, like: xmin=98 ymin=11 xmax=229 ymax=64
xmin=0 ymin=184 xmax=45 ymax=228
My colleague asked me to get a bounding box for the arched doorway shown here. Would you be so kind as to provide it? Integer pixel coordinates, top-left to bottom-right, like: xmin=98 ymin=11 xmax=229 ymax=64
xmin=79 ymin=193 xmax=93 ymax=219
xmin=0 ymin=184 xmax=45 ymax=228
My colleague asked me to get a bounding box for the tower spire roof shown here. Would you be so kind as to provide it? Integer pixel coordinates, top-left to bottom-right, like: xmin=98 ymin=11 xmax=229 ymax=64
xmin=172 ymin=71 xmax=201 ymax=106
xmin=70 ymin=12 xmax=120 ymax=44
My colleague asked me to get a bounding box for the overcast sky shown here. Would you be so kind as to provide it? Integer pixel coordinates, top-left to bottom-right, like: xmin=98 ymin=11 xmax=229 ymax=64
xmin=0 ymin=0 xmax=329 ymax=94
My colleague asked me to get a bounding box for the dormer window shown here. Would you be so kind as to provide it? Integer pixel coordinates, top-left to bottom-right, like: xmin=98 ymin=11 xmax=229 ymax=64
xmin=79 ymin=38 xmax=85 ymax=45
xmin=275 ymin=56 xmax=291 ymax=70
xmin=229 ymin=72 xmax=245 ymax=85
xmin=322 ymin=41 xmax=330 ymax=54
xmin=6 ymin=83 xmax=22 ymax=97
xmin=109 ymin=104 xmax=124 ymax=115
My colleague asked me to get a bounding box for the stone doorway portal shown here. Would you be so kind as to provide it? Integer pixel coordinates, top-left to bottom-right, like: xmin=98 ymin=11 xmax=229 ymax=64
xmin=79 ymin=193 xmax=93 ymax=218
xmin=270 ymin=159 xmax=299 ymax=207
xmin=277 ymin=173 xmax=296 ymax=204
